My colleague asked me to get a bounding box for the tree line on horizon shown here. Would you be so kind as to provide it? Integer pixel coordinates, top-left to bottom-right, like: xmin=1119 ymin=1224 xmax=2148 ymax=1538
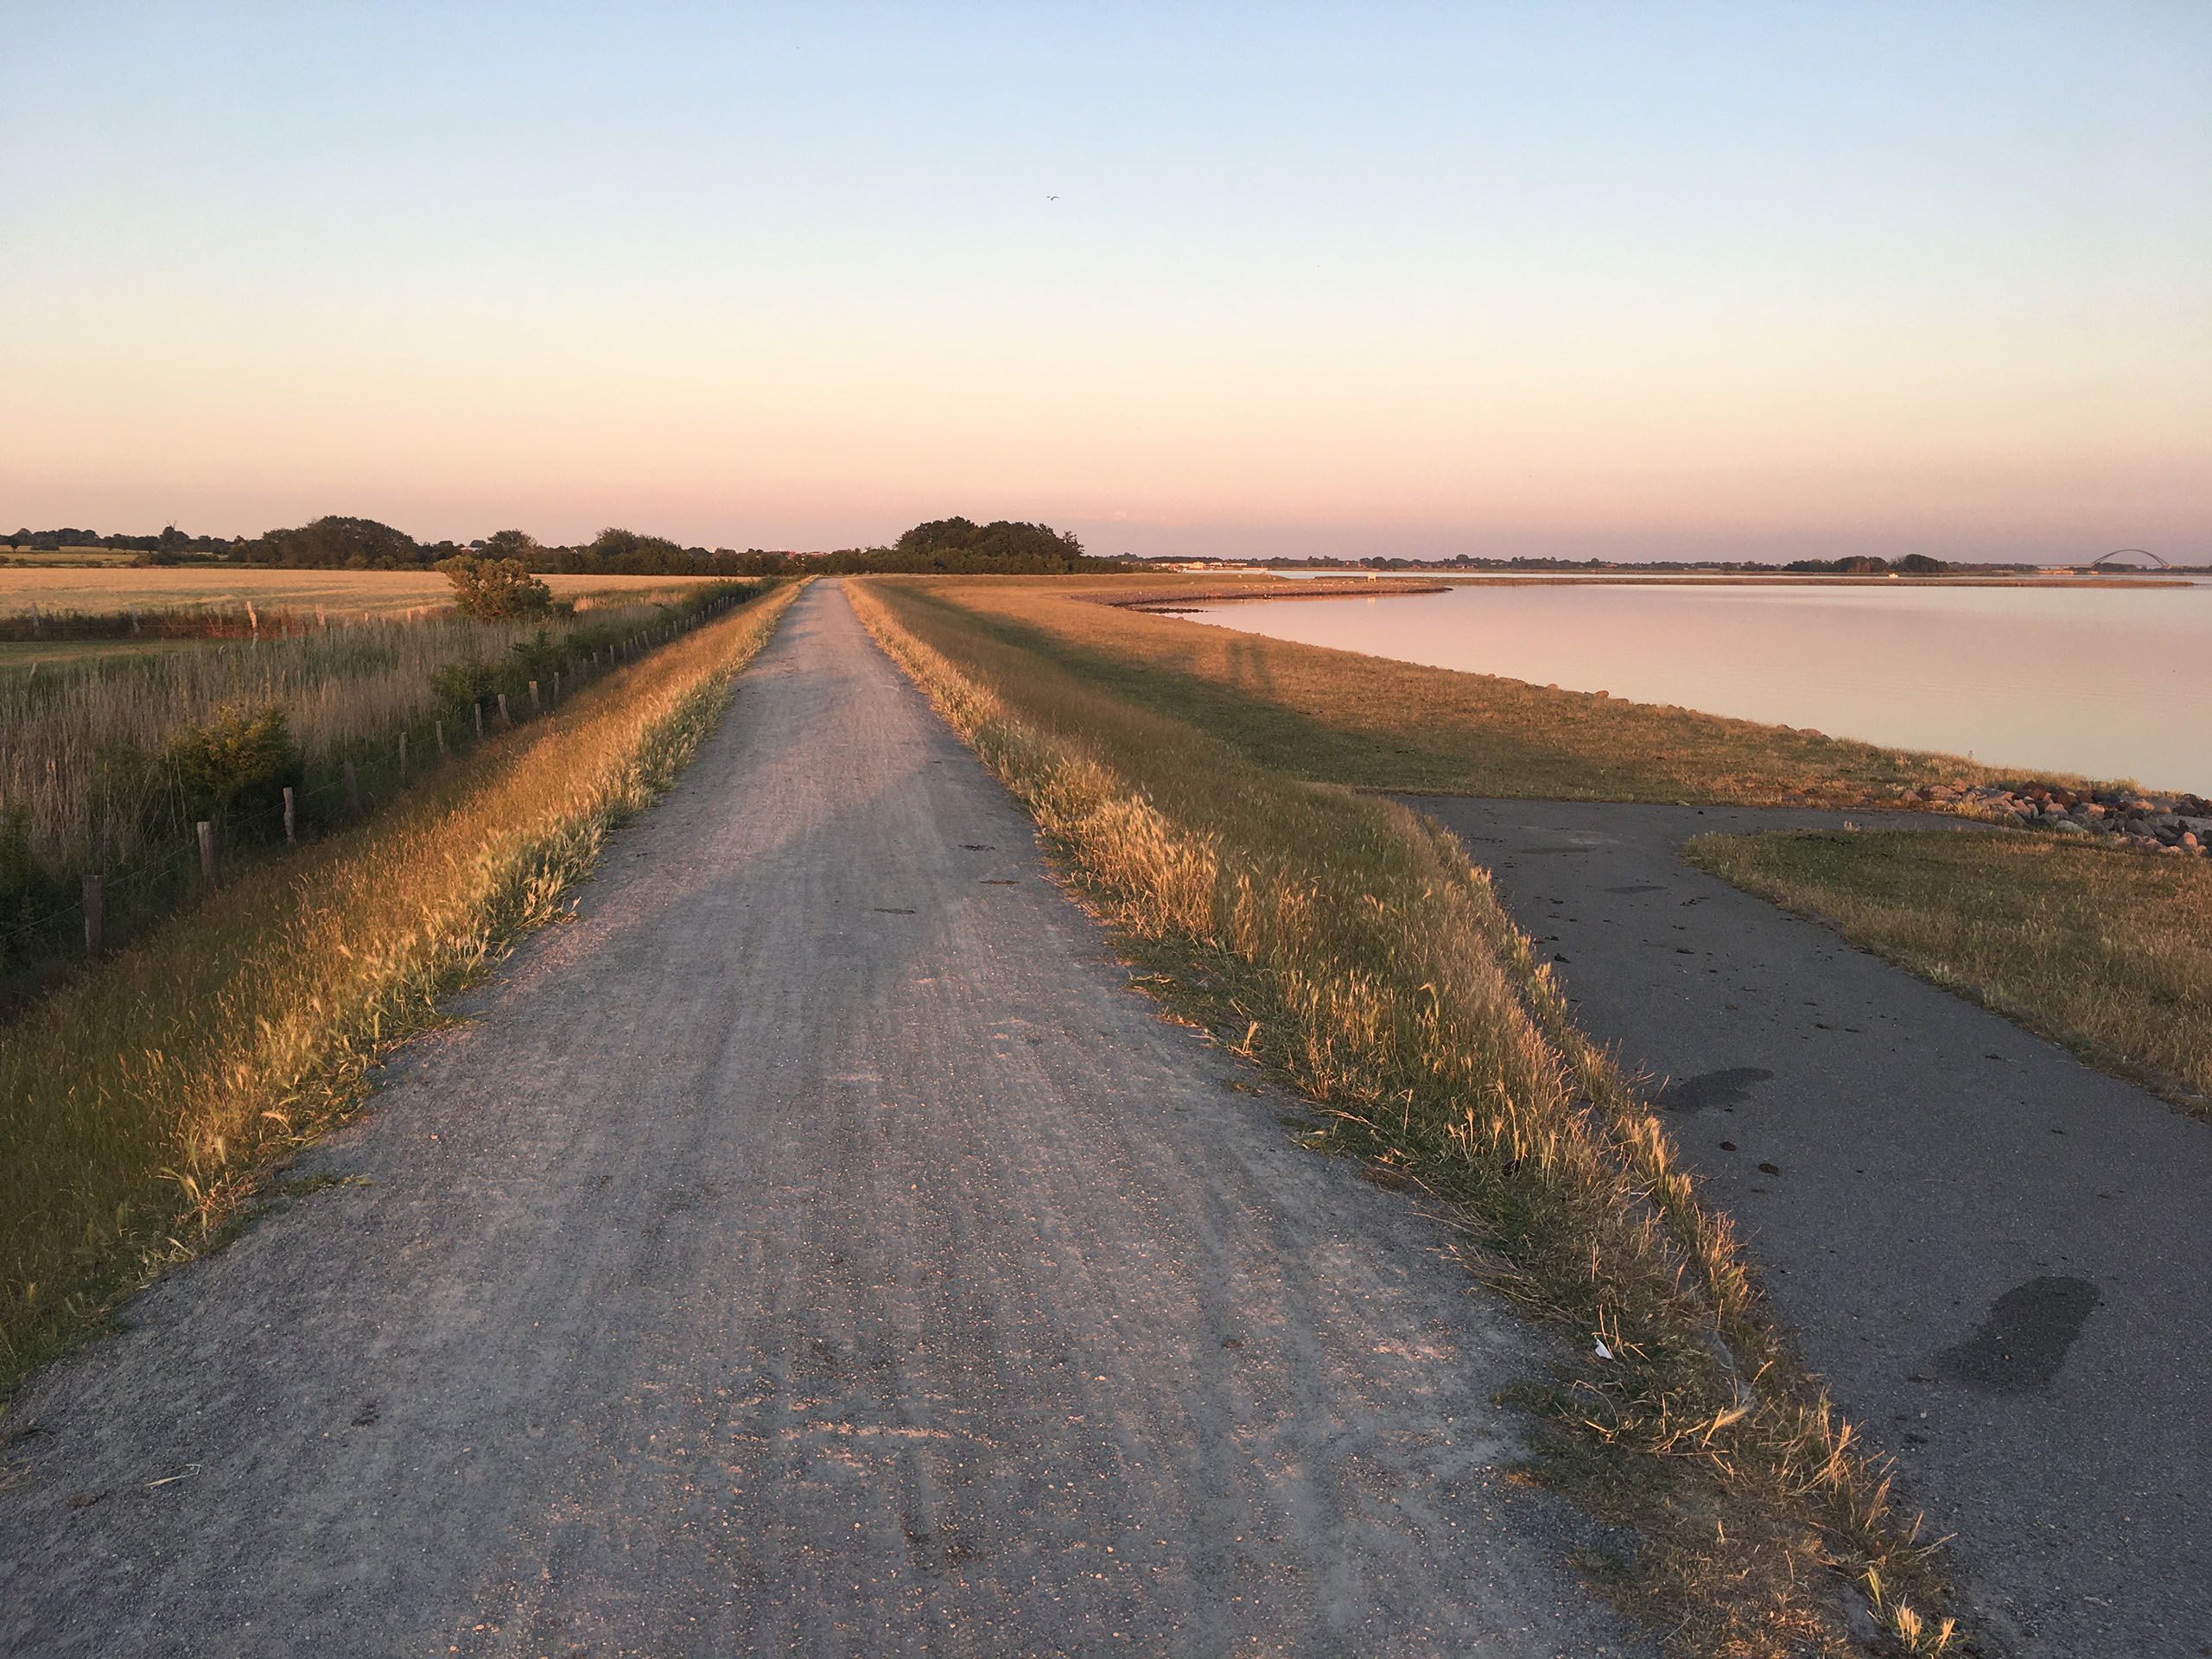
xmin=4 ymin=515 xmax=1120 ymax=578
xmin=1263 ymin=550 xmax=1977 ymax=575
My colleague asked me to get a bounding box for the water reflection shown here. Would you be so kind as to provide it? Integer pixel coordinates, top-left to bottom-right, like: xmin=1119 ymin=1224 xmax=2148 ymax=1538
xmin=1184 ymin=582 xmax=2212 ymax=793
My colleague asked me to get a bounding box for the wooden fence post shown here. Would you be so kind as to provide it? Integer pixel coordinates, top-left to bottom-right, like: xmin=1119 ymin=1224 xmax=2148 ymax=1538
xmin=529 ymin=679 xmax=540 ymax=711
xmin=344 ymin=760 xmax=361 ymax=814
xmin=283 ymin=785 xmax=296 ymax=842
xmin=435 ymin=720 xmax=447 ymax=757
xmin=82 ymin=874 xmax=102 ymax=954
xmin=497 ymin=692 xmax=511 ymax=727
xmin=551 ymin=670 xmax=561 ymax=702
xmin=474 ymin=701 xmax=486 ymax=740
xmin=197 ymin=821 xmax=215 ymax=882
xmin=398 ymin=729 xmax=409 ymax=779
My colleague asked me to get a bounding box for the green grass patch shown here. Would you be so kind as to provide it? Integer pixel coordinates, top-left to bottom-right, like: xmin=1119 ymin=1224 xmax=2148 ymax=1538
xmin=0 ymin=582 xmax=802 ymax=1396
xmin=1687 ymin=828 xmax=2212 ymax=1116
xmin=850 ymin=576 xmax=1960 ymax=1658
xmin=0 ymin=639 xmax=219 ymax=673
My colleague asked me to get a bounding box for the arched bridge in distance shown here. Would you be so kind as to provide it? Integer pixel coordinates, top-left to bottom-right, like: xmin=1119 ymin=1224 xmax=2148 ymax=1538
xmin=2090 ymin=548 xmax=2170 ymax=569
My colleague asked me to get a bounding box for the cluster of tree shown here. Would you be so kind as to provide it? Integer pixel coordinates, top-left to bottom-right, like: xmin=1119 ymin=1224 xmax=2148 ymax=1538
xmin=10 ymin=514 xmax=1128 ymax=577
xmin=534 ymin=518 xmax=1105 ymax=575
xmin=1221 ymin=552 xmax=1974 ymax=575
xmin=1780 ymin=554 xmax=1950 ymax=574
xmin=524 ymin=527 xmax=796 ymax=577
xmin=874 ymin=517 xmax=1095 ymax=573
xmin=254 ymin=515 xmax=444 ymax=569
xmin=1251 ymin=554 xmax=1632 ymax=571
xmin=5 ymin=524 xmax=242 ymax=560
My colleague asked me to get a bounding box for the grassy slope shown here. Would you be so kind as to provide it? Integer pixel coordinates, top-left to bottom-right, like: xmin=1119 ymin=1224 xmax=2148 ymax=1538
xmin=920 ymin=574 xmax=2060 ymax=803
xmin=0 ymin=582 xmax=801 ymax=1393
xmin=1688 ymin=829 xmax=2212 ymax=1116
xmin=921 ymin=579 xmax=2207 ymax=1110
xmin=852 ymin=577 xmax=1959 ymax=1658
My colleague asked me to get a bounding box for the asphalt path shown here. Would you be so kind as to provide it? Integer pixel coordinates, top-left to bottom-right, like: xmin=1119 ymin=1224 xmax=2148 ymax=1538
xmin=1409 ymin=798 xmax=2212 ymax=1659
xmin=0 ymin=586 xmax=1647 ymax=1659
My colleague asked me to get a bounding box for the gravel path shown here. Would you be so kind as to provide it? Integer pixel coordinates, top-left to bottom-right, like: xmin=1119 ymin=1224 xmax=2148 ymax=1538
xmin=0 ymin=586 xmax=1646 ymax=1659
xmin=1409 ymin=797 xmax=2212 ymax=1659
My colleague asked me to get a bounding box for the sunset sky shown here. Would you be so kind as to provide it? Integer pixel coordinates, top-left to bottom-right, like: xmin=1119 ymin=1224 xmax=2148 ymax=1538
xmin=3 ymin=3 xmax=2207 ymax=562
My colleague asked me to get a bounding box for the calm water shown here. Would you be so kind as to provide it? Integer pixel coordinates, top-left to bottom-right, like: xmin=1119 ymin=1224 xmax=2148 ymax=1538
xmin=1184 ymin=581 xmax=2212 ymax=794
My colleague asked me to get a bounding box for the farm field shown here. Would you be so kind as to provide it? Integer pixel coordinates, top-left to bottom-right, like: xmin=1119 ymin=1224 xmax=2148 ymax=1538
xmin=0 ymin=566 xmax=719 ymax=619
xmin=0 ymin=547 xmax=139 ymax=565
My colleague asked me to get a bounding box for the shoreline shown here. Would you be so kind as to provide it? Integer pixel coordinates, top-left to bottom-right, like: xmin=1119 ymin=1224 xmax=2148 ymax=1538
xmin=1166 ymin=570 xmax=2199 ymax=590
xmin=1090 ymin=580 xmax=1450 ymax=610
xmin=1146 ymin=579 xmax=2207 ymax=801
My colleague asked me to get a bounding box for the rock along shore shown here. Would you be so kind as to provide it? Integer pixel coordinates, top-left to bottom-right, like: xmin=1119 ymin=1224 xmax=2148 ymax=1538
xmin=1896 ymin=780 xmax=2211 ymax=857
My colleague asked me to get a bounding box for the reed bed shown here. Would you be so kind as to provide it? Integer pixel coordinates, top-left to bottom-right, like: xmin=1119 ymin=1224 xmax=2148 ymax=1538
xmin=850 ymin=577 xmax=1958 ymax=1658
xmin=2 ymin=601 xmax=679 ymax=871
xmin=0 ymin=581 xmax=800 ymax=1393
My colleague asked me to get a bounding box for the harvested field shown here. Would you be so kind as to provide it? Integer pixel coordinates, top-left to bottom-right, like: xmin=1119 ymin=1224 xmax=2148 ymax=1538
xmin=0 ymin=567 xmax=718 ymax=620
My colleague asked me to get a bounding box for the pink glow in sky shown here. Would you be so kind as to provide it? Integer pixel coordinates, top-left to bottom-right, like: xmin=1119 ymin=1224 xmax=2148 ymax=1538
xmin=3 ymin=3 xmax=2207 ymax=562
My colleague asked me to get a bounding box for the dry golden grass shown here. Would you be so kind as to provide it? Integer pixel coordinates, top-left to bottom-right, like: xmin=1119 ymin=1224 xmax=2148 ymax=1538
xmin=1688 ymin=829 xmax=2212 ymax=1115
xmin=1 ymin=591 xmax=731 ymax=875
xmin=923 ymin=573 xmax=2074 ymax=804
xmin=0 ymin=582 xmax=801 ymax=1392
xmin=0 ymin=566 xmax=718 ymax=620
xmin=849 ymin=577 xmax=1958 ymax=1658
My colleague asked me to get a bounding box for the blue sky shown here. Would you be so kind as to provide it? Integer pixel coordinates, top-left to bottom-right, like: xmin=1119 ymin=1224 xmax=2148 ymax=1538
xmin=3 ymin=1 xmax=2207 ymax=559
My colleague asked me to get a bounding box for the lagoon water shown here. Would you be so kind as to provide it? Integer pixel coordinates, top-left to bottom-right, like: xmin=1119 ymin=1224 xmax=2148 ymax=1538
xmin=1183 ymin=580 xmax=2212 ymax=794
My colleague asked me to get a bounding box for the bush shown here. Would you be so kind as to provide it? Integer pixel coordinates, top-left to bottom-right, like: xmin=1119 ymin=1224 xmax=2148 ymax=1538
xmin=0 ymin=808 xmax=70 ymax=969
xmin=437 ymin=554 xmax=554 ymax=620
xmin=508 ymin=626 xmax=574 ymax=683
xmin=163 ymin=704 xmax=302 ymax=826
xmin=429 ymin=659 xmax=503 ymax=715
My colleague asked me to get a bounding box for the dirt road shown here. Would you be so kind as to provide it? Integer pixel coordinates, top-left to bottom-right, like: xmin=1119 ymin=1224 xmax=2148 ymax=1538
xmin=0 ymin=586 xmax=1644 ymax=1658
xmin=1412 ymin=798 xmax=2212 ymax=1659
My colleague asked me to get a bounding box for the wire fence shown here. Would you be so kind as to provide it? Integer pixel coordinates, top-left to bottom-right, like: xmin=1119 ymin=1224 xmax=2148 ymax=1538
xmin=0 ymin=585 xmax=760 ymax=1007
